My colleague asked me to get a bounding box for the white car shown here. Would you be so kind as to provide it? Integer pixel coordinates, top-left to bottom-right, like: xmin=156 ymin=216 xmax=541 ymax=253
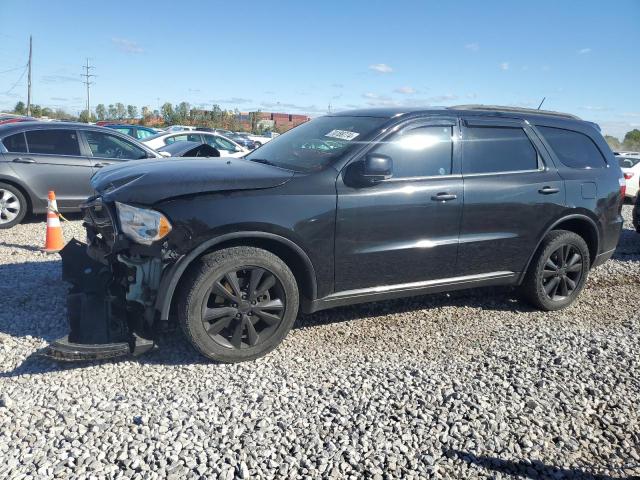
xmin=142 ymin=131 xmax=248 ymax=157
xmin=165 ymin=125 xmax=197 ymax=132
xmin=619 ymin=156 xmax=640 ymax=201
xmin=241 ymin=132 xmax=279 ymax=147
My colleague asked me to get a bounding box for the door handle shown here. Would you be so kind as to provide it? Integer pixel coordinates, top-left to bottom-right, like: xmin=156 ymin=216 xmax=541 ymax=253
xmin=538 ymin=186 xmax=560 ymax=194
xmin=12 ymin=157 xmax=35 ymax=164
xmin=93 ymin=162 xmax=112 ymax=168
xmin=431 ymin=192 xmax=457 ymax=202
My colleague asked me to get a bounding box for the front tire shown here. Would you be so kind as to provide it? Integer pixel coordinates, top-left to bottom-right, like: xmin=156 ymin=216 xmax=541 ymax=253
xmin=521 ymin=230 xmax=590 ymax=311
xmin=177 ymin=246 xmax=299 ymax=362
xmin=0 ymin=182 xmax=27 ymax=229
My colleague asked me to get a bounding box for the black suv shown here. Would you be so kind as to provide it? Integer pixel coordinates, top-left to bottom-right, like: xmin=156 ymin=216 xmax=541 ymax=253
xmin=49 ymin=106 xmax=625 ymax=363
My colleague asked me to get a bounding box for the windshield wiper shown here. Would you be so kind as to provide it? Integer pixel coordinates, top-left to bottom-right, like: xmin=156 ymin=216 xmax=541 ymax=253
xmin=248 ymin=158 xmax=277 ymax=167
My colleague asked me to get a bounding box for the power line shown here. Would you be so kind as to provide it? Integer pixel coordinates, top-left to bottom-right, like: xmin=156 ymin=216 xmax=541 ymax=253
xmin=2 ymin=63 xmax=27 ymax=96
xmin=0 ymin=64 xmax=27 ymax=75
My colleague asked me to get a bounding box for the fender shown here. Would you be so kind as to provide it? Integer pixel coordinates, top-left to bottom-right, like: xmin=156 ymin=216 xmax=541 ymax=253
xmin=518 ymin=213 xmax=600 ymax=283
xmin=156 ymin=231 xmax=318 ymax=321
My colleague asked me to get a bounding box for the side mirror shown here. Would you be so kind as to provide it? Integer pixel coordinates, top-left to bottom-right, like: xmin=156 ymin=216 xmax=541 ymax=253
xmin=362 ymin=154 xmax=393 ymax=182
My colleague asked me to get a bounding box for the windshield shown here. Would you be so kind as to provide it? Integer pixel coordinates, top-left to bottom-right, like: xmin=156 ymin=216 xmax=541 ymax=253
xmin=244 ymin=115 xmax=387 ymax=172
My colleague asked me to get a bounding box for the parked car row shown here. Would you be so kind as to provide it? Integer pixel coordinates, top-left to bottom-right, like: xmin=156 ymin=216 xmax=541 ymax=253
xmin=615 ymin=152 xmax=640 ymax=202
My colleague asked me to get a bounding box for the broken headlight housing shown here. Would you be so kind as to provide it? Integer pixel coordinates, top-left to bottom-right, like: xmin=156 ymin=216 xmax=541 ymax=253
xmin=115 ymin=202 xmax=172 ymax=245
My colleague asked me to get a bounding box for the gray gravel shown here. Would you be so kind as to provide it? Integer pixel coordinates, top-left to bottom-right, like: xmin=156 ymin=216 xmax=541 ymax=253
xmin=1 ymin=209 xmax=639 ymax=479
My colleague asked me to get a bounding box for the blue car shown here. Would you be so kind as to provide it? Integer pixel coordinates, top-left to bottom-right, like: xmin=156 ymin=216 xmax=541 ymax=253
xmin=104 ymin=124 xmax=161 ymax=141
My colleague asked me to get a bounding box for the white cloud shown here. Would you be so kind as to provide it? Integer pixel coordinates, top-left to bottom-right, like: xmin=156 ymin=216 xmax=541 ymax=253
xmin=500 ymin=62 xmax=509 ymax=71
xmin=369 ymin=63 xmax=393 ymax=74
xmin=111 ymin=37 xmax=144 ymax=54
xmin=581 ymin=105 xmax=610 ymax=112
xmin=578 ymin=48 xmax=592 ymax=55
xmin=465 ymin=42 xmax=479 ymax=52
xmin=394 ymin=86 xmax=416 ymax=94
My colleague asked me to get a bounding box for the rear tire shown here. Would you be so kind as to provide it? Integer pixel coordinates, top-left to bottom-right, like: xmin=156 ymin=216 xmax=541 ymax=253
xmin=521 ymin=230 xmax=590 ymax=311
xmin=0 ymin=182 xmax=27 ymax=229
xmin=177 ymin=246 xmax=299 ymax=362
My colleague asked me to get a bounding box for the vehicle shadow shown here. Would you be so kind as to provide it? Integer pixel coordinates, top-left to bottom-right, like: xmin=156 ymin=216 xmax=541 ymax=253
xmin=20 ymin=212 xmax=83 ymax=225
xmin=445 ymin=449 xmax=640 ymax=480
xmin=612 ymin=227 xmax=640 ymax=261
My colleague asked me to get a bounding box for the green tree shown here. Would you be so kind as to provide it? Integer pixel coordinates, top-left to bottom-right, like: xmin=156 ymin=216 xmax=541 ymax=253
xmin=141 ymin=106 xmax=150 ymax=118
xmin=249 ymin=110 xmax=262 ymax=134
xmin=623 ymin=129 xmax=640 ymax=151
xmin=41 ymin=107 xmax=53 ymax=118
xmin=107 ymin=104 xmax=117 ymax=119
xmin=176 ymin=102 xmax=190 ymax=123
xmin=161 ymin=102 xmax=175 ymax=124
xmin=95 ymin=104 xmax=106 ymax=121
xmin=127 ymin=105 xmax=138 ymax=119
xmin=31 ymin=105 xmax=42 ymax=117
xmin=14 ymin=101 xmax=26 ymax=115
xmin=115 ymin=103 xmax=126 ymax=120
xmin=79 ymin=109 xmax=96 ymax=123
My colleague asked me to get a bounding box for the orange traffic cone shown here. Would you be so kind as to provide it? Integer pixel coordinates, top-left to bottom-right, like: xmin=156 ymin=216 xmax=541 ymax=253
xmin=43 ymin=191 xmax=64 ymax=253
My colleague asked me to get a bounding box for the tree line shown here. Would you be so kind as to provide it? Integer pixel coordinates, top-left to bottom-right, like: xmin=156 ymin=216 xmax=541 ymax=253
xmin=605 ymin=131 xmax=640 ymax=152
xmin=11 ymin=100 xmax=271 ymax=133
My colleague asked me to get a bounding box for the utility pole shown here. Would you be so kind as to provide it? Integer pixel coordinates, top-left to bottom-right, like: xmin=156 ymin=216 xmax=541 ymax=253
xmin=26 ymin=35 xmax=32 ymax=116
xmin=81 ymin=58 xmax=95 ymax=121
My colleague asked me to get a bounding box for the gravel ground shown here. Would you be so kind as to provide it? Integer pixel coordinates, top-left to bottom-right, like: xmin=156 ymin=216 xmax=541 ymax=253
xmin=1 ymin=208 xmax=639 ymax=479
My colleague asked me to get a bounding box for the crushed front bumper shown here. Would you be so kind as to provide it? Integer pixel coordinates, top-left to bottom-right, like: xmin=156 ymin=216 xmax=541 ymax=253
xmin=44 ymin=218 xmax=157 ymax=361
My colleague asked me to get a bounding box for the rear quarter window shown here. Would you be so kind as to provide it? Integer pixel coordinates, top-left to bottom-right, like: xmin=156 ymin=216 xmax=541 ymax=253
xmin=537 ymin=126 xmax=606 ymax=169
xmin=2 ymin=132 xmax=27 ymax=153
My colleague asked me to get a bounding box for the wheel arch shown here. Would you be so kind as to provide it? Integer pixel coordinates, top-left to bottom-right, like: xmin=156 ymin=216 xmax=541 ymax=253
xmin=0 ymin=175 xmax=33 ymax=215
xmin=519 ymin=213 xmax=600 ymax=282
xmin=157 ymin=231 xmax=318 ymax=321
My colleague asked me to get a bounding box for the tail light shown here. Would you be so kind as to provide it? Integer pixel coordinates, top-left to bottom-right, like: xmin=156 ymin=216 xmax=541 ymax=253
xmin=619 ymin=176 xmax=626 ymax=198
xmin=624 ymin=172 xmax=634 ymax=180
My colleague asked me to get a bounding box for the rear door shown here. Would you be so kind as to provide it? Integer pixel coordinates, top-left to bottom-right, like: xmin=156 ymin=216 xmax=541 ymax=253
xmin=80 ymin=129 xmax=150 ymax=169
xmin=4 ymin=128 xmax=94 ymax=211
xmin=457 ymin=117 xmax=565 ymax=276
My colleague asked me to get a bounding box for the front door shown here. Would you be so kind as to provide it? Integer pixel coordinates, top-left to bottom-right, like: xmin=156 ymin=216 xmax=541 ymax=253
xmin=335 ymin=118 xmax=463 ymax=292
xmin=4 ymin=128 xmax=94 ymax=211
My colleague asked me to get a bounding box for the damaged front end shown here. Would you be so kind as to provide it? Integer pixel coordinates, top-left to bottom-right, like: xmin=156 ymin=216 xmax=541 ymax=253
xmin=45 ymin=198 xmax=173 ymax=361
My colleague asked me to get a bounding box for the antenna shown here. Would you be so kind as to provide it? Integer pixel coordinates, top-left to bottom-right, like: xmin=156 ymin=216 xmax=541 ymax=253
xmin=81 ymin=58 xmax=95 ymax=121
xmin=537 ymin=97 xmax=546 ymax=110
xmin=26 ymin=35 xmax=32 ymax=116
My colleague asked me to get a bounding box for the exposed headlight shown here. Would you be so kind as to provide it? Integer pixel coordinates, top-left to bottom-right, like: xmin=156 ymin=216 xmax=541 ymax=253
xmin=116 ymin=202 xmax=172 ymax=245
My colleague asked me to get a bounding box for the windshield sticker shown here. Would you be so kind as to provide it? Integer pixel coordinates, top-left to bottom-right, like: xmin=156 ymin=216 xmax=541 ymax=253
xmin=325 ymin=129 xmax=360 ymax=141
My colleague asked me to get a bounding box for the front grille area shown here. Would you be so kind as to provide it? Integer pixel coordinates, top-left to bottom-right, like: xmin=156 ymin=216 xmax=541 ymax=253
xmin=82 ymin=197 xmax=117 ymax=253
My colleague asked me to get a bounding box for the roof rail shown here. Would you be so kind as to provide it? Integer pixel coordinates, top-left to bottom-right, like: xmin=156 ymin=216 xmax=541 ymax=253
xmin=449 ymin=104 xmax=581 ymax=120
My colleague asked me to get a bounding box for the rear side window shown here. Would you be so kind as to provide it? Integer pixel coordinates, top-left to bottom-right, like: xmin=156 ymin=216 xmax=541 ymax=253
xmin=136 ymin=129 xmax=155 ymax=140
xmin=463 ymin=127 xmax=538 ymax=174
xmin=537 ymin=126 xmax=606 ymax=169
xmin=370 ymin=126 xmax=453 ymax=177
xmin=2 ymin=132 xmax=27 ymax=153
xmin=25 ymin=129 xmax=81 ymax=156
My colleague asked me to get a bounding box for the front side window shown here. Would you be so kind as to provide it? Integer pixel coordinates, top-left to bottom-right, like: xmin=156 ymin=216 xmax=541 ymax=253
xmin=114 ymin=127 xmax=134 ymax=137
xmin=463 ymin=126 xmax=538 ymax=174
xmin=136 ymin=129 xmax=155 ymax=140
xmin=2 ymin=132 xmax=27 ymax=153
xmin=85 ymin=131 xmax=147 ymax=160
xmin=370 ymin=126 xmax=453 ymax=178
xmin=537 ymin=126 xmax=606 ymax=169
xmin=25 ymin=129 xmax=81 ymax=156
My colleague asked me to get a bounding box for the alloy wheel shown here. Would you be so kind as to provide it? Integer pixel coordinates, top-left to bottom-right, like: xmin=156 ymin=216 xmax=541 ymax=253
xmin=0 ymin=188 xmax=21 ymax=225
xmin=201 ymin=266 xmax=286 ymax=349
xmin=541 ymin=244 xmax=584 ymax=301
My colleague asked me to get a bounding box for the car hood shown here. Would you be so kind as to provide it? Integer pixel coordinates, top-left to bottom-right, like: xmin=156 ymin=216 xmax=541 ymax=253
xmin=92 ymin=157 xmax=294 ymax=205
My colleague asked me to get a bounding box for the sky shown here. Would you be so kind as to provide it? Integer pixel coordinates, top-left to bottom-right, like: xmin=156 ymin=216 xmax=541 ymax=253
xmin=0 ymin=0 xmax=639 ymax=139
